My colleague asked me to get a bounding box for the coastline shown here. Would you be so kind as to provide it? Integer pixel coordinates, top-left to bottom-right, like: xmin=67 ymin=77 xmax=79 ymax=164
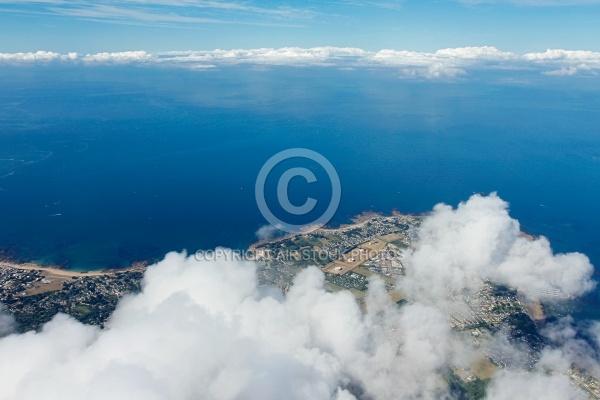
xmin=0 ymin=211 xmax=546 ymax=288
xmin=250 ymin=211 xmax=419 ymax=250
xmin=0 ymin=259 xmax=148 ymax=297
xmin=0 ymin=259 xmax=147 ymax=278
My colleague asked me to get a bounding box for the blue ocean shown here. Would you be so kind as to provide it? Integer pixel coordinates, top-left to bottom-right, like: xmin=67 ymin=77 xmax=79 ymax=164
xmin=0 ymin=65 xmax=599 ymax=316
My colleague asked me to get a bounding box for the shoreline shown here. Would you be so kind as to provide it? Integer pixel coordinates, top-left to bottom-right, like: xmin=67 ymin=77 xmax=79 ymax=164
xmin=1 ymin=210 xmax=420 ymax=271
xmin=1 ymin=209 xmax=539 ymax=276
xmin=250 ymin=211 xmax=418 ymax=250
xmin=0 ymin=259 xmax=147 ymax=297
xmin=0 ymin=259 xmax=146 ymax=277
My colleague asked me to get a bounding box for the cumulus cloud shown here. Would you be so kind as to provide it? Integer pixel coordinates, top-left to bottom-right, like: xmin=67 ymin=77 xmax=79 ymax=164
xmin=401 ymin=193 xmax=595 ymax=303
xmin=497 ymin=235 xmax=595 ymax=299
xmin=398 ymin=194 xmax=596 ymax=399
xmin=0 ymin=194 xmax=596 ymax=399
xmin=0 ymin=50 xmax=151 ymax=66
xmin=482 ymin=317 xmax=599 ymax=400
xmin=0 ymin=252 xmax=463 ymax=400
xmin=525 ymin=49 xmax=600 ymax=76
xmin=536 ymin=317 xmax=600 ymax=377
xmin=158 ymin=47 xmax=367 ymax=67
xmin=81 ymin=50 xmax=153 ymax=64
xmin=2 ymin=46 xmax=600 ymax=77
xmin=0 ymin=51 xmax=78 ymax=64
xmin=486 ymin=372 xmax=586 ymax=400
xmin=435 ymin=46 xmax=515 ymax=59
xmin=356 ymin=46 xmax=517 ymax=78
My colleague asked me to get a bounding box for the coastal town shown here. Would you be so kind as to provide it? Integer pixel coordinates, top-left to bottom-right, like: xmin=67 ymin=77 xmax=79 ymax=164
xmin=1 ymin=212 xmax=599 ymax=399
xmin=0 ymin=263 xmax=143 ymax=331
xmin=251 ymin=212 xmax=418 ymax=297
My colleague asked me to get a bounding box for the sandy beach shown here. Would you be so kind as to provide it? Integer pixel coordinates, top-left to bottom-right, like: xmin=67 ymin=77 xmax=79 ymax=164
xmin=0 ymin=260 xmax=145 ymax=277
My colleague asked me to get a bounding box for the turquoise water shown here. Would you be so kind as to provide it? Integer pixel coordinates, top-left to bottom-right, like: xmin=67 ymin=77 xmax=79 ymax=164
xmin=0 ymin=66 xmax=598 ymax=292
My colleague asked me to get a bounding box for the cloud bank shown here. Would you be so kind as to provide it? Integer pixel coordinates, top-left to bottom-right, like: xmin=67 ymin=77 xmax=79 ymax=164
xmin=1 ymin=46 xmax=600 ymax=78
xmin=0 ymin=194 xmax=597 ymax=399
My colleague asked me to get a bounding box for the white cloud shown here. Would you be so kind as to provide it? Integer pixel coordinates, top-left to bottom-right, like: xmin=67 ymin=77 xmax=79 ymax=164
xmin=497 ymin=236 xmax=595 ymax=299
xmin=524 ymin=49 xmax=600 ymax=61
xmin=525 ymin=49 xmax=600 ymax=76
xmin=537 ymin=317 xmax=600 ymax=377
xmin=81 ymin=50 xmax=153 ymax=64
xmin=359 ymin=46 xmax=517 ymax=78
xmin=486 ymin=372 xmax=586 ymax=400
xmin=158 ymin=47 xmax=368 ymax=67
xmin=1 ymin=46 xmax=600 ymax=78
xmin=255 ymin=224 xmax=283 ymax=241
xmin=435 ymin=46 xmax=516 ymax=59
xmin=401 ymin=193 xmax=595 ymax=303
xmin=483 ymin=316 xmax=599 ymax=400
xmin=0 ymin=51 xmax=77 ymax=63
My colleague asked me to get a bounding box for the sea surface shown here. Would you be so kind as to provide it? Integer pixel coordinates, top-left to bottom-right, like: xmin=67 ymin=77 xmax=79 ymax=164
xmin=0 ymin=65 xmax=599 ymax=317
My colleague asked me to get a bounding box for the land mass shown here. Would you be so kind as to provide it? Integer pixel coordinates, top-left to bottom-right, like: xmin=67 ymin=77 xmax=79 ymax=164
xmin=0 ymin=260 xmax=145 ymax=330
xmin=0 ymin=212 xmax=598 ymax=399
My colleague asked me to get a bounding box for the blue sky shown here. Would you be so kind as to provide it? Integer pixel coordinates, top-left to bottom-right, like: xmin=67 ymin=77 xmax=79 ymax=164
xmin=1 ymin=0 xmax=600 ymax=53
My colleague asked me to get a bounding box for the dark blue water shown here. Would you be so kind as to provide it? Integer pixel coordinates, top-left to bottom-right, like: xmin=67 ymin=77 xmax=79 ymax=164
xmin=0 ymin=65 xmax=599 ymax=306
